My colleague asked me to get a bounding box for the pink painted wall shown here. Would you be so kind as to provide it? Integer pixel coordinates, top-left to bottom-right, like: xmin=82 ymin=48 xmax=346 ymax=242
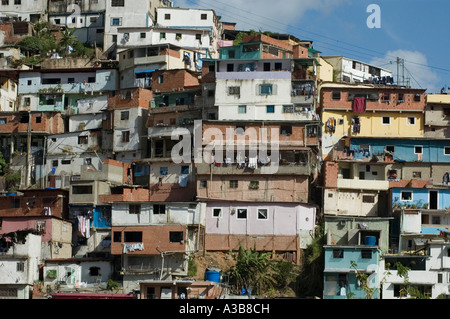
xmin=0 ymin=217 xmax=53 ymax=242
xmin=205 ymin=201 xmax=316 ymax=236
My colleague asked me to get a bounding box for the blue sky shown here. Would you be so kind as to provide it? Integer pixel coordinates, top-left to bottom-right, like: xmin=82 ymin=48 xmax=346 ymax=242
xmin=174 ymin=0 xmax=450 ymax=93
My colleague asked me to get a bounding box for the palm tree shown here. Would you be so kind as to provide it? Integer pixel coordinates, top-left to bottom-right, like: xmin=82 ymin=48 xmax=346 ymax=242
xmin=227 ymin=245 xmax=276 ymax=295
xmin=59 ymin=28 xmax=77 ymax=56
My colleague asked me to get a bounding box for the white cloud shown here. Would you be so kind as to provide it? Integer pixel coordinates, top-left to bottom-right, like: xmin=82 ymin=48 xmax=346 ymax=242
xmin=370 ymin=50 xmax=440 ymax=93
xmin=173 ymin=0 xmax=347 ymax=33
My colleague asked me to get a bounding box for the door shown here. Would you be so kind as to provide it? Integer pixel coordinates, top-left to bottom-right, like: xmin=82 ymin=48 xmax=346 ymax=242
xmin=429 ymin=190 xmax=438 ymax=209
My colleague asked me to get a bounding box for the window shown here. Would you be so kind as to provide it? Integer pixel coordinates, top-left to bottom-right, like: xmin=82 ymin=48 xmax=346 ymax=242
xmin=432 ymin=216 xmax=441 ymax=224
xmin=111 ymin=0 xmax=124 ymax=6
xmin=164 ymin=13 xmax=171 ymax=20
xmin=280 ymin=125 xmax=292 ymax=135
xmin=10 ymin=198 xmax=20 ymax=208
xmin=394 ymin=284 xmax=406 ymax=297
xmin=361 ymin=250 xmax=372 ymax=259
xmin=195 ymin=34 xmax=201 ymax=41
xmin=27 ymin=80 xmax=32 ymax=86
xmin=229 ymin=180 xmax=238 ymax=188
xmin=249 ymin=181 xmax=259 ymax=189
xmin=153 ymin=204 xmax=166 ymax=214
xmin=257 ymin=208 xmax=268 ymax=220
xmin=111 ymin=18 xmax=121 ymax=26
xmin=160 ymin=32 xmax=166 ymax=39
xmin=122 ymin=131 xmax=130 ymax=142
xmin=282 ymin=105 xmax=293 ymax=113
xmin=160 ymin=167 xmax=168 ymax=175
xmin=212 ymin=208 xmax=222 ymax=218
xmin=414 ymin=146 xmax=423 ymax=154
xmin=398 ymin=93 xmax=404 ymax=102
xmin=140 ymin=32 xmax=146 ymax=39
xmin=78 ymin=136 xmax=88 ymax=144
xmin=42 ymin=78 xmax=61 ymax=85
xmin=169 ymin=231 xmax=183 ymax=243
xmin=201 ymin=13 xmax=207 ymax=20
xmin=199 ymin=180 xmax=207 ymax=189
xmin=235 ymin=125 xmax=245 ymax=134
xmin=228 ymin=86 xmax=240 ymax=95
xmin=90 ymin=17 xmax=98 ymax=23
xmin=227 ymin=64 xmax=234 ymax=72
xmin=180 ymin=165 xmax=189 ymax=175
xmin=445 ymin=147 xmax=450 ymax=155
xmin=333 ymin=249 xmax=343 ymax=258
xmin=237 ymin=208 xmax=247 ymax=219
xmin=113 ymin=231 xmax=121 ymax=242
xmin=386 ymin=145 xmax=395 ymax=153
xmin=14 ymin=0 xmax=20 ymax=4
xmin=382 ymin=93 xmax=390 ymax=102
xmin=24 ymin=97 xmax=31 ymax=106
xmin=157 ymin=75 xmax=164 ymax=84
xmin=238 ymin=105 xmax=247 ymax=114
xmin=401 ymin=191 xmax=412 ymax=201
xmin=0 ymin=118 xmax=6 ymax=124
xmin=259 ymin=84 xmax=273 ymax=95
xmin=52 ymin=160 xmax=58 ymax=167
xmin=414 ymin=94 xmax=421 ymax=102
xmin=407 ymin=117 xmax=415 ymax=125
xmin=88 ymin=77 xmax=96 ymax=83
xmin=72 ymin=185 xmax=93 ymax=194
xmin=382 ymin=116 xmax=390 ymax=125
xmin=89 ymin=267 xmax=100 ymax=276
xmin=16 ymin=262 xmax=24 ymax=272
xmin=175 ymin=33 xmax=182 ymax=40
xmin=61 ymin=160 xmax=71 ymax=165
xmin=362 ymin=195 xmax=375 ymax=203
xmin=412 ymin=171 xmax=422 ymax=178
xmin=129 ymin=204 xmax=141 ymax=214
xmin=332 ymin=91 xmax=341 ymax=100
xmin=124 ymin=231 xmax=142 ymax=242
xmin=266 ymin=105 xmax=275 ymax=113
xmin=120 ymin=111 xmax=129 ymax=120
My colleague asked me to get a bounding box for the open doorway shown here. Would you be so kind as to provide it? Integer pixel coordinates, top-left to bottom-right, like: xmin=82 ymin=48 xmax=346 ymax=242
xmin=429 ymin=190 xmax=438 ymax=210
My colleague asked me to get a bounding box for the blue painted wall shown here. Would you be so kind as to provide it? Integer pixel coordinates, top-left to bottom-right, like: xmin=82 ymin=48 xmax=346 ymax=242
xmin=323 ymin=247 xmax=380 ymax=299
xmin=391 ymin=187 xmax=450 ymax=210
xmin=349 ymin=138 xmax=450 ymax=163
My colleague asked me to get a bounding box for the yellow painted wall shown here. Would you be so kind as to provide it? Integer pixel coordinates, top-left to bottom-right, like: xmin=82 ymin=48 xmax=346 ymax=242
xmin=322 ymin=110 xmax=424 ymax=137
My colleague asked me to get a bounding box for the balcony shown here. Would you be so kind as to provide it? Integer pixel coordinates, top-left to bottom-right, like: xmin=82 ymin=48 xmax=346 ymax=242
xmin=291 ymin=79 xmax=315 ymax=105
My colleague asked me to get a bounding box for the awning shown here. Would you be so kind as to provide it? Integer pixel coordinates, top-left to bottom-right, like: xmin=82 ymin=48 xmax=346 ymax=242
xmin=135 ymin=69 xmax=155 ymax=74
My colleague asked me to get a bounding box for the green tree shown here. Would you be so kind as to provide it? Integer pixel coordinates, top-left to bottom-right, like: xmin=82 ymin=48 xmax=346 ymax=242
xmin=395 ymin=262 xmax=429 ymax=299
xmin=227 ymin=245 xmax=276 ymax=295
xmin=59 ymin=28 xmax=77 ymax=55
xmin=350 ymin=260 xmax=377 ymax=299
xmin=296 ymin=224 xmax=325 ymax=297
xmin=0 ymin=152 xmax=20 ymax=192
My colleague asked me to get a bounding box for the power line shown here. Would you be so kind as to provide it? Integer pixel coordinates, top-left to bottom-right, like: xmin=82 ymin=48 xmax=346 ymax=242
xmin=181 ymin=0 xmax=450 ymax=74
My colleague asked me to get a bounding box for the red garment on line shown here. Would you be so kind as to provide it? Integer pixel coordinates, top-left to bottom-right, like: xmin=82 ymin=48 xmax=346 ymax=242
xmin=353 ymin=96 xmax=366 ymax=113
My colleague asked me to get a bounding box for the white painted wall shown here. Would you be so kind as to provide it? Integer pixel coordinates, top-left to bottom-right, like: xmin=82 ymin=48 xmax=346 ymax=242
xmin=44 ymin=260 xmax=113 ymax=288
xmin=69 ymin=113 xmax=103 ymax=132
xmin=111 ymin=202 xmax=206 ymax=226
xmin=215 ymin=76 xmax=292 ymax=121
